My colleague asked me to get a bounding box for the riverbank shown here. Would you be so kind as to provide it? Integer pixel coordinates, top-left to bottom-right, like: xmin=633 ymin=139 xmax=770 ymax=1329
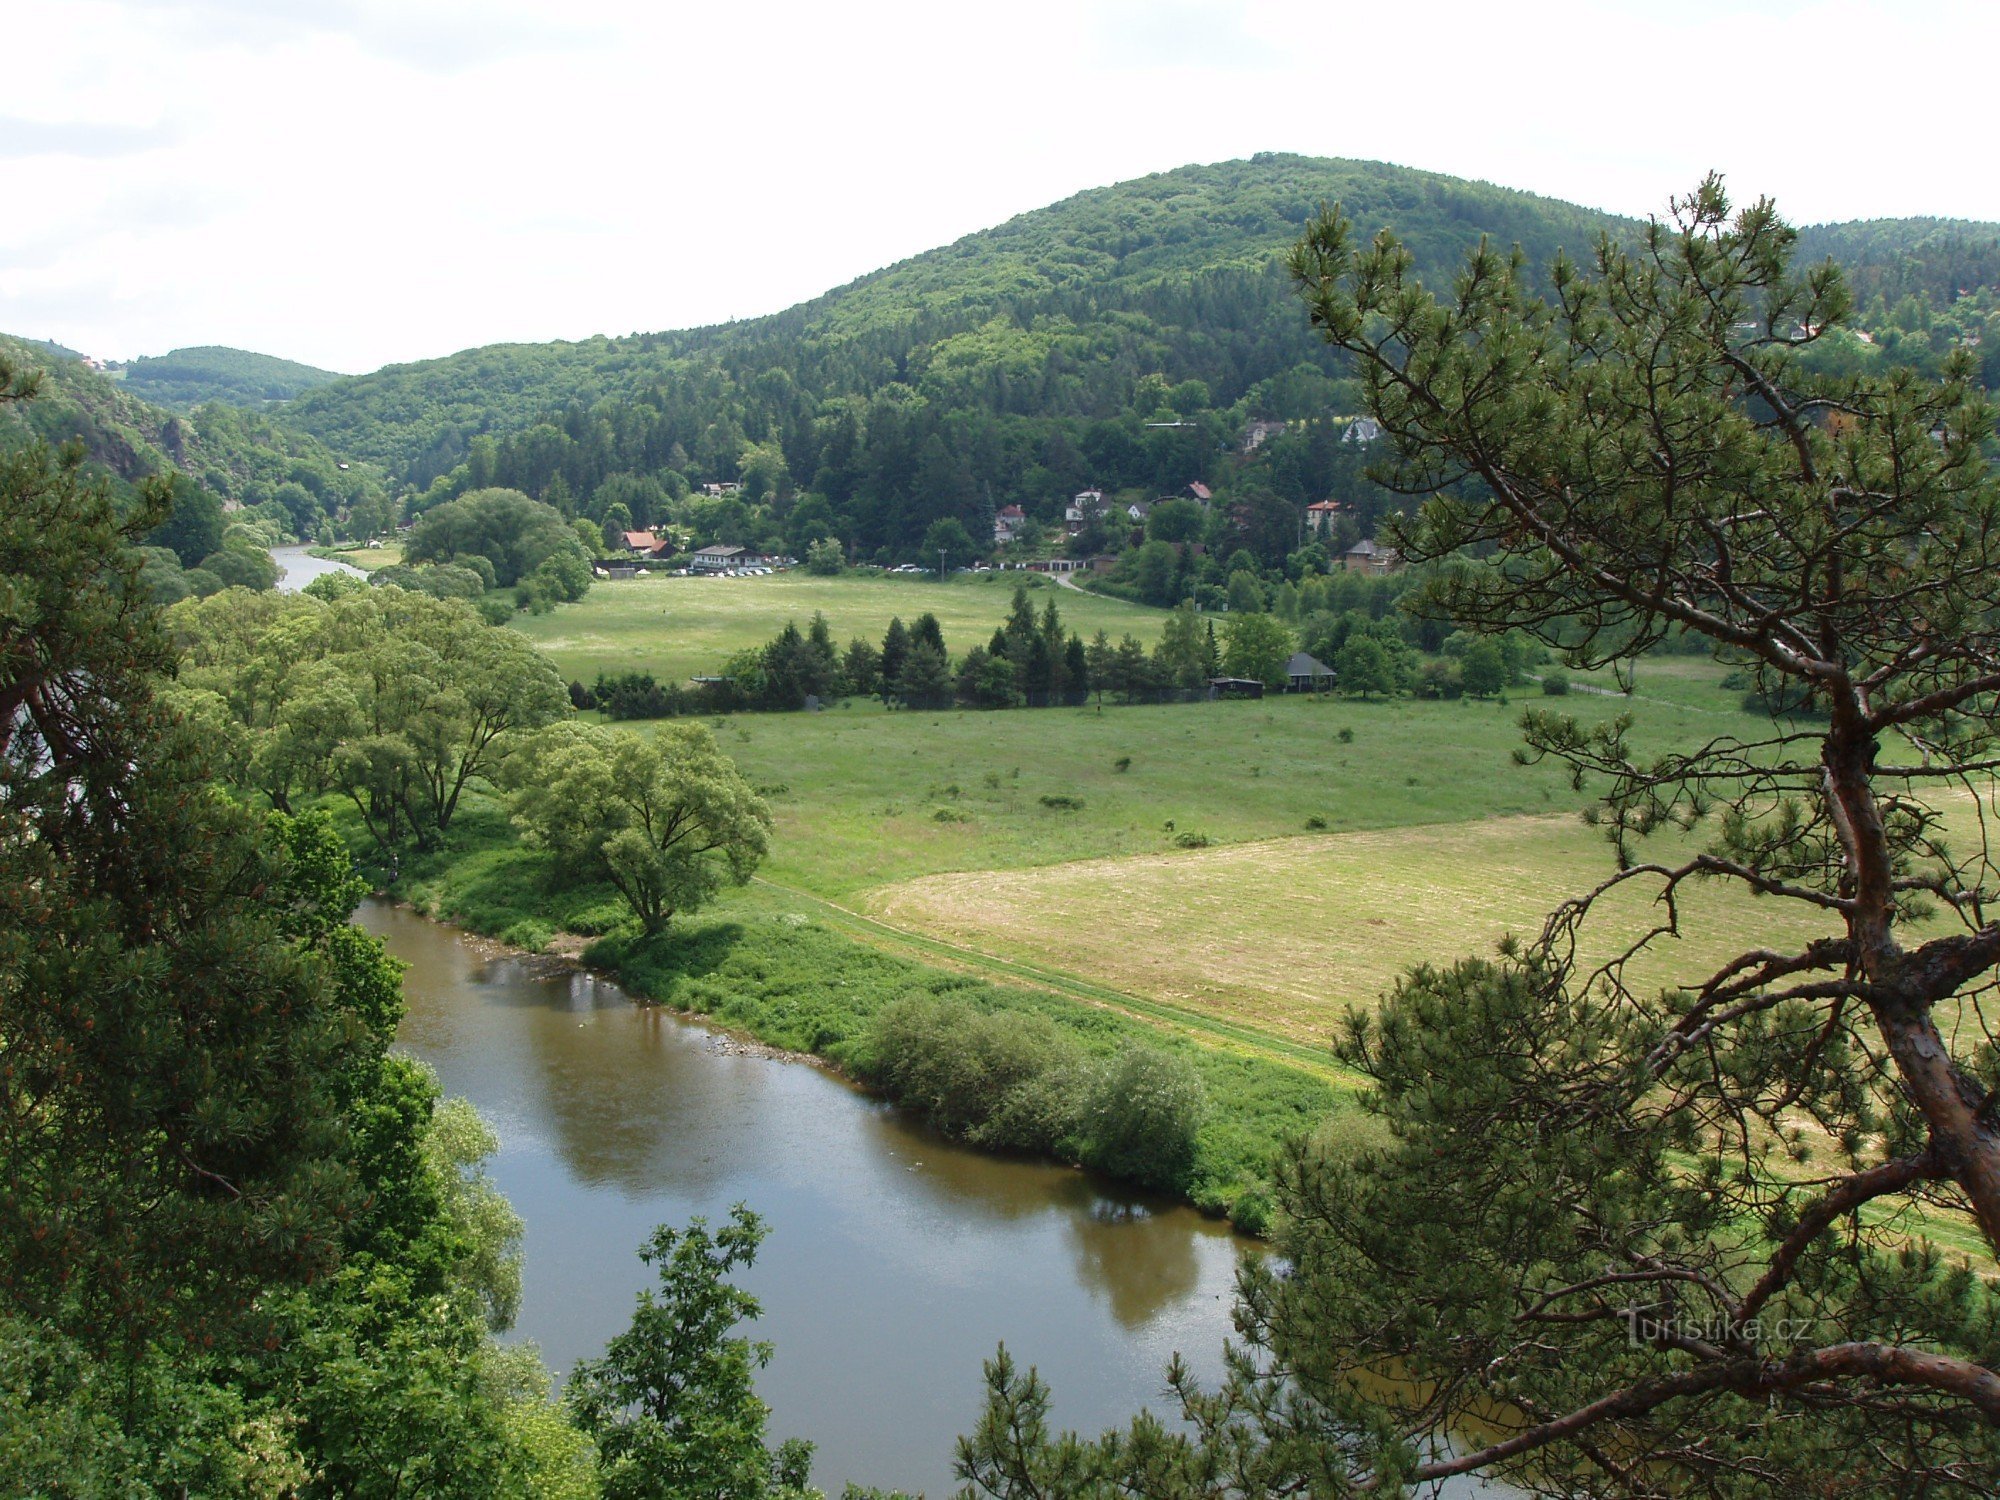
xmin=370 ymin=896 xmax=1254 ymax=1496
xmin=355 ymin=799 xmax=1352 ymax=1232
xmin=307 ymin=541 xmax=402 ymax=571
xmin=384 ymin=896 xmax=836 ymax=1068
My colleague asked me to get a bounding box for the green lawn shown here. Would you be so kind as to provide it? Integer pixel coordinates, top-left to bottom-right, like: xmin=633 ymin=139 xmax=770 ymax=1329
xmin=705 ymin=685 xmax=1737 ymax=899
xmin=512 ymin=570 xmax=1167 ymax=684
xmin=311 ymin=543 xmax=403 ymax=571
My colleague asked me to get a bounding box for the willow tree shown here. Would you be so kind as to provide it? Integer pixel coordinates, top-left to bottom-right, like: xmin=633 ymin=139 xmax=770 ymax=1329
xmin=507 ymin=721 xmax=771 ymax=933
xmin=960 ymin=182 xmax=2000 ymax=1494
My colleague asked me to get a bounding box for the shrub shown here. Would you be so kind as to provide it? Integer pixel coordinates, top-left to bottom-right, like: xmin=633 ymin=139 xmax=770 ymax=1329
xmin=1079 ymin=1047 xmax=1208 ymax=1191
xmin=499 ymin=918 xmax=555 ymax=952
xmin=859 ymin=998 xmax=1080 ymax=1147
xmin=1304 ymin=815 xmax=1328 ymax=831
xmin=1171 ymin=830 xmax=1212 ymax=849
xmin=1337 ymin=727 xmax=1354 ymax=743
xmin=592 ymin=671 xmax=694 ymax=721
xmin=1112 ymin=756 xmax=1131 ymax=773
xmin=1541 ymin=670 xmax=1571 ymax=696
xmin=1038 ymin=794 xmax=1085 ymax=811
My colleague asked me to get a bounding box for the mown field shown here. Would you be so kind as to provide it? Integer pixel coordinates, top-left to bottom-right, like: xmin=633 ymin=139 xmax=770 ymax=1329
xmin=865 ymin=815 xmax=1843 ymax=1046
xmin=512 ymin=570 xmax=1167 ymax=684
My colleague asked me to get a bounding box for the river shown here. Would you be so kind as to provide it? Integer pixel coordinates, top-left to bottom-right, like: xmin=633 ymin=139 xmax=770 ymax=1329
xmin=366 ymin=900 xmax=1252 ymax=1497
xmin=271 ymin=544 xmax=367 ymax=592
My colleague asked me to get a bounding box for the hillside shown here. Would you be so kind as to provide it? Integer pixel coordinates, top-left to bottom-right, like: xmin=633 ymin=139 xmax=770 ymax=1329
xmin=283 ymin=157 xmax=1628 ymax=483
xmin=0 ymin=332 xmax=385 ymax=538
xmin=274 ymin=155 xmax=2000 ymax=563
xmin=116 ymin=344 xmax=345 ymax=409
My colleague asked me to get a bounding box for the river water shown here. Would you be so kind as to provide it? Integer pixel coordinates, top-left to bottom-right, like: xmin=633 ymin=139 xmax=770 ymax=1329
xmin=365 ymin=900 xmax=1251 ymax=1497
xmin=271 ymin=544 xmax=366 ymax=592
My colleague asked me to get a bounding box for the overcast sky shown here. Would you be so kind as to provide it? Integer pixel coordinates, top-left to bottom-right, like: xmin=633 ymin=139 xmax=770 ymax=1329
xmin=4 ymin=0 xmax=1992 ymax=374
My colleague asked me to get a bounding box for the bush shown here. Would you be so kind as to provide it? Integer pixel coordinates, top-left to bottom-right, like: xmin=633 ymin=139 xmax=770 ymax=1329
xmin=1415 ymin=658 xmax=1464 ymax=700
xmin=499 ymin=918 xmax=555 ymax=952
xmin=198 ymin=546 xmax=280 ymax=591
xmin=1304 ymin=815 xmax=1328 ymax=831
xmin=1336 ymin=727 xmax=1354 ymax=743
xmin=1171 ymin=830 xmax=1212 ymax=849
xmin=1080 ymin=1047 xmax=1208 ymax=1191
xmin=1541 ymin=670 xmax=1570 ymax=696
xmin=1038 ymin=794 xmax=1085 ymax=811
xmin=592 ymin=671 xmax=693 ymax=721
xmin=859 ymin=998 xmax=1082 ymax=1149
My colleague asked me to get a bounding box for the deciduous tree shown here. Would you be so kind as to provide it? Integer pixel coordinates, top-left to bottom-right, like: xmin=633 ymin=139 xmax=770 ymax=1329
xmin=508 ymin=722 xmax=770 ymax=933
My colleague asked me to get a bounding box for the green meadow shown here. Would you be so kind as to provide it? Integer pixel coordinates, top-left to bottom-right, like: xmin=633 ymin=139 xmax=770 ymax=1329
xmin=511 ymin=569 xmax=1168 ymax=684
xmin=691 ymin=685 xmax=1733 ymax=897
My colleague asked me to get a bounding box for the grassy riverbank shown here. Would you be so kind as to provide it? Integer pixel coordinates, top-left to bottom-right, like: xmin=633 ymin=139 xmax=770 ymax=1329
xmin=307 ymin=542 xmax=403 ymax=570
xmin=358 ymin=798 xmax=1351 ymax=1231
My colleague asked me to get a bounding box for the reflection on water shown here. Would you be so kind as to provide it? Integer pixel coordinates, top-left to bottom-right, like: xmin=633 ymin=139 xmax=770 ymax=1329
xmin=366 ymin=900 xmax=1249 ymax=1498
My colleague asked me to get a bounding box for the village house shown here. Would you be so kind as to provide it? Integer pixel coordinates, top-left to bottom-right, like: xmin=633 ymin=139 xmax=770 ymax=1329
xmin=688 ymin=544 xmax=747 ymax=572
xmin=1342 ymin=416 xmax=1383 ymax=445
xmin=993 ymin=504 xmax=1027 ymax=545
xmin=699 ymin=481 xmax=743 ymax=498
xmin=1305 ymin=499 xmax=1342 ymax=536
xmin=1185 ymin=480 xmax=1212 ymax=505
xmin=1064 ymin=489 xmax=1105 ymax=536
xmin=620 ymin=529 xmax=671 ymax=557
xmin=1240 ymin=420 xmax=1287 ymax=452
xmin=1285 ymin=651 xmax=1336 ymax=692
xmin=1342 ymin=538 xmax=1402 ymax=575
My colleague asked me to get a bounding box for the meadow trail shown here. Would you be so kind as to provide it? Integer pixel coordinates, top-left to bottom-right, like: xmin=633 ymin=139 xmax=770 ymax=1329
xmin=747 ymin=873 xmax=1357 ymax=1083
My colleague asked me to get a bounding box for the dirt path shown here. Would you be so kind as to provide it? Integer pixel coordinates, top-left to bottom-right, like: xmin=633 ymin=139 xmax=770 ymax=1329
xmin=749 ymin=874 xmax=1355 ymax=1082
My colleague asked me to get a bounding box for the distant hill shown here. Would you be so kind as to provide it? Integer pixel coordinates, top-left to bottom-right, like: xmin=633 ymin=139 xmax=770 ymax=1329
xmin=1795 ymin=218 xmax=2000 ymax=314
xmin=0 ymin=332 xmax=382 ymax=536
xmin=20 ymin=336 xmax=92 ymax=363
xmin=117 ymin=344 xmax=345 ymax=410
xmin=272 ymin=155 xmax=2000 ymax=562
xmin=278 ymin=156 xmax=1632 ymax=520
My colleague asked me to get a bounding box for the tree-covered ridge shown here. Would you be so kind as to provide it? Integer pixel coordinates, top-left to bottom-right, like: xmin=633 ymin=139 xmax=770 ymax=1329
xmin=0 ymin=332 xmax=363 ymax=501
xmin=0 ymin=332 xmax=390 ymax=541
xmin=270 ymin=156 xmax=2000 ymax=575
xmin=116 ymin=343 xmax=345 ymax=409
xmin=1796 ymin=216 xmax=2000 ymax=309
xmin=277 ymin=156 xmax=1634 ymax=480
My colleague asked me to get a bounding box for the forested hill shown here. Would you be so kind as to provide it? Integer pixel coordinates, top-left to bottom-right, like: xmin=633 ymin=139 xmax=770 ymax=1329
xmin=272 ymin=155 xmax=2000 ymax=564
xmin=278 ymin=156 xmax=1628 ymax=481
xmin=117 ymin=344 xmax=345 ymax=409
xmin=0 ymin=332 xmax=386 ymax=540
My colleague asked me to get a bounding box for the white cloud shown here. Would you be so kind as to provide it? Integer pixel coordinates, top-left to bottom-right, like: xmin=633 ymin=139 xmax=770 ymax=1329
xmin=2 ymin=0 xmax=1993 ymax=373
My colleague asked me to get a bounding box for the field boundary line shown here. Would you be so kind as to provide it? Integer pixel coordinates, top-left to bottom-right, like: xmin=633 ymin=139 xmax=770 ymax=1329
xmin=749 ymin=876 xmax=1357 ymax=1083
